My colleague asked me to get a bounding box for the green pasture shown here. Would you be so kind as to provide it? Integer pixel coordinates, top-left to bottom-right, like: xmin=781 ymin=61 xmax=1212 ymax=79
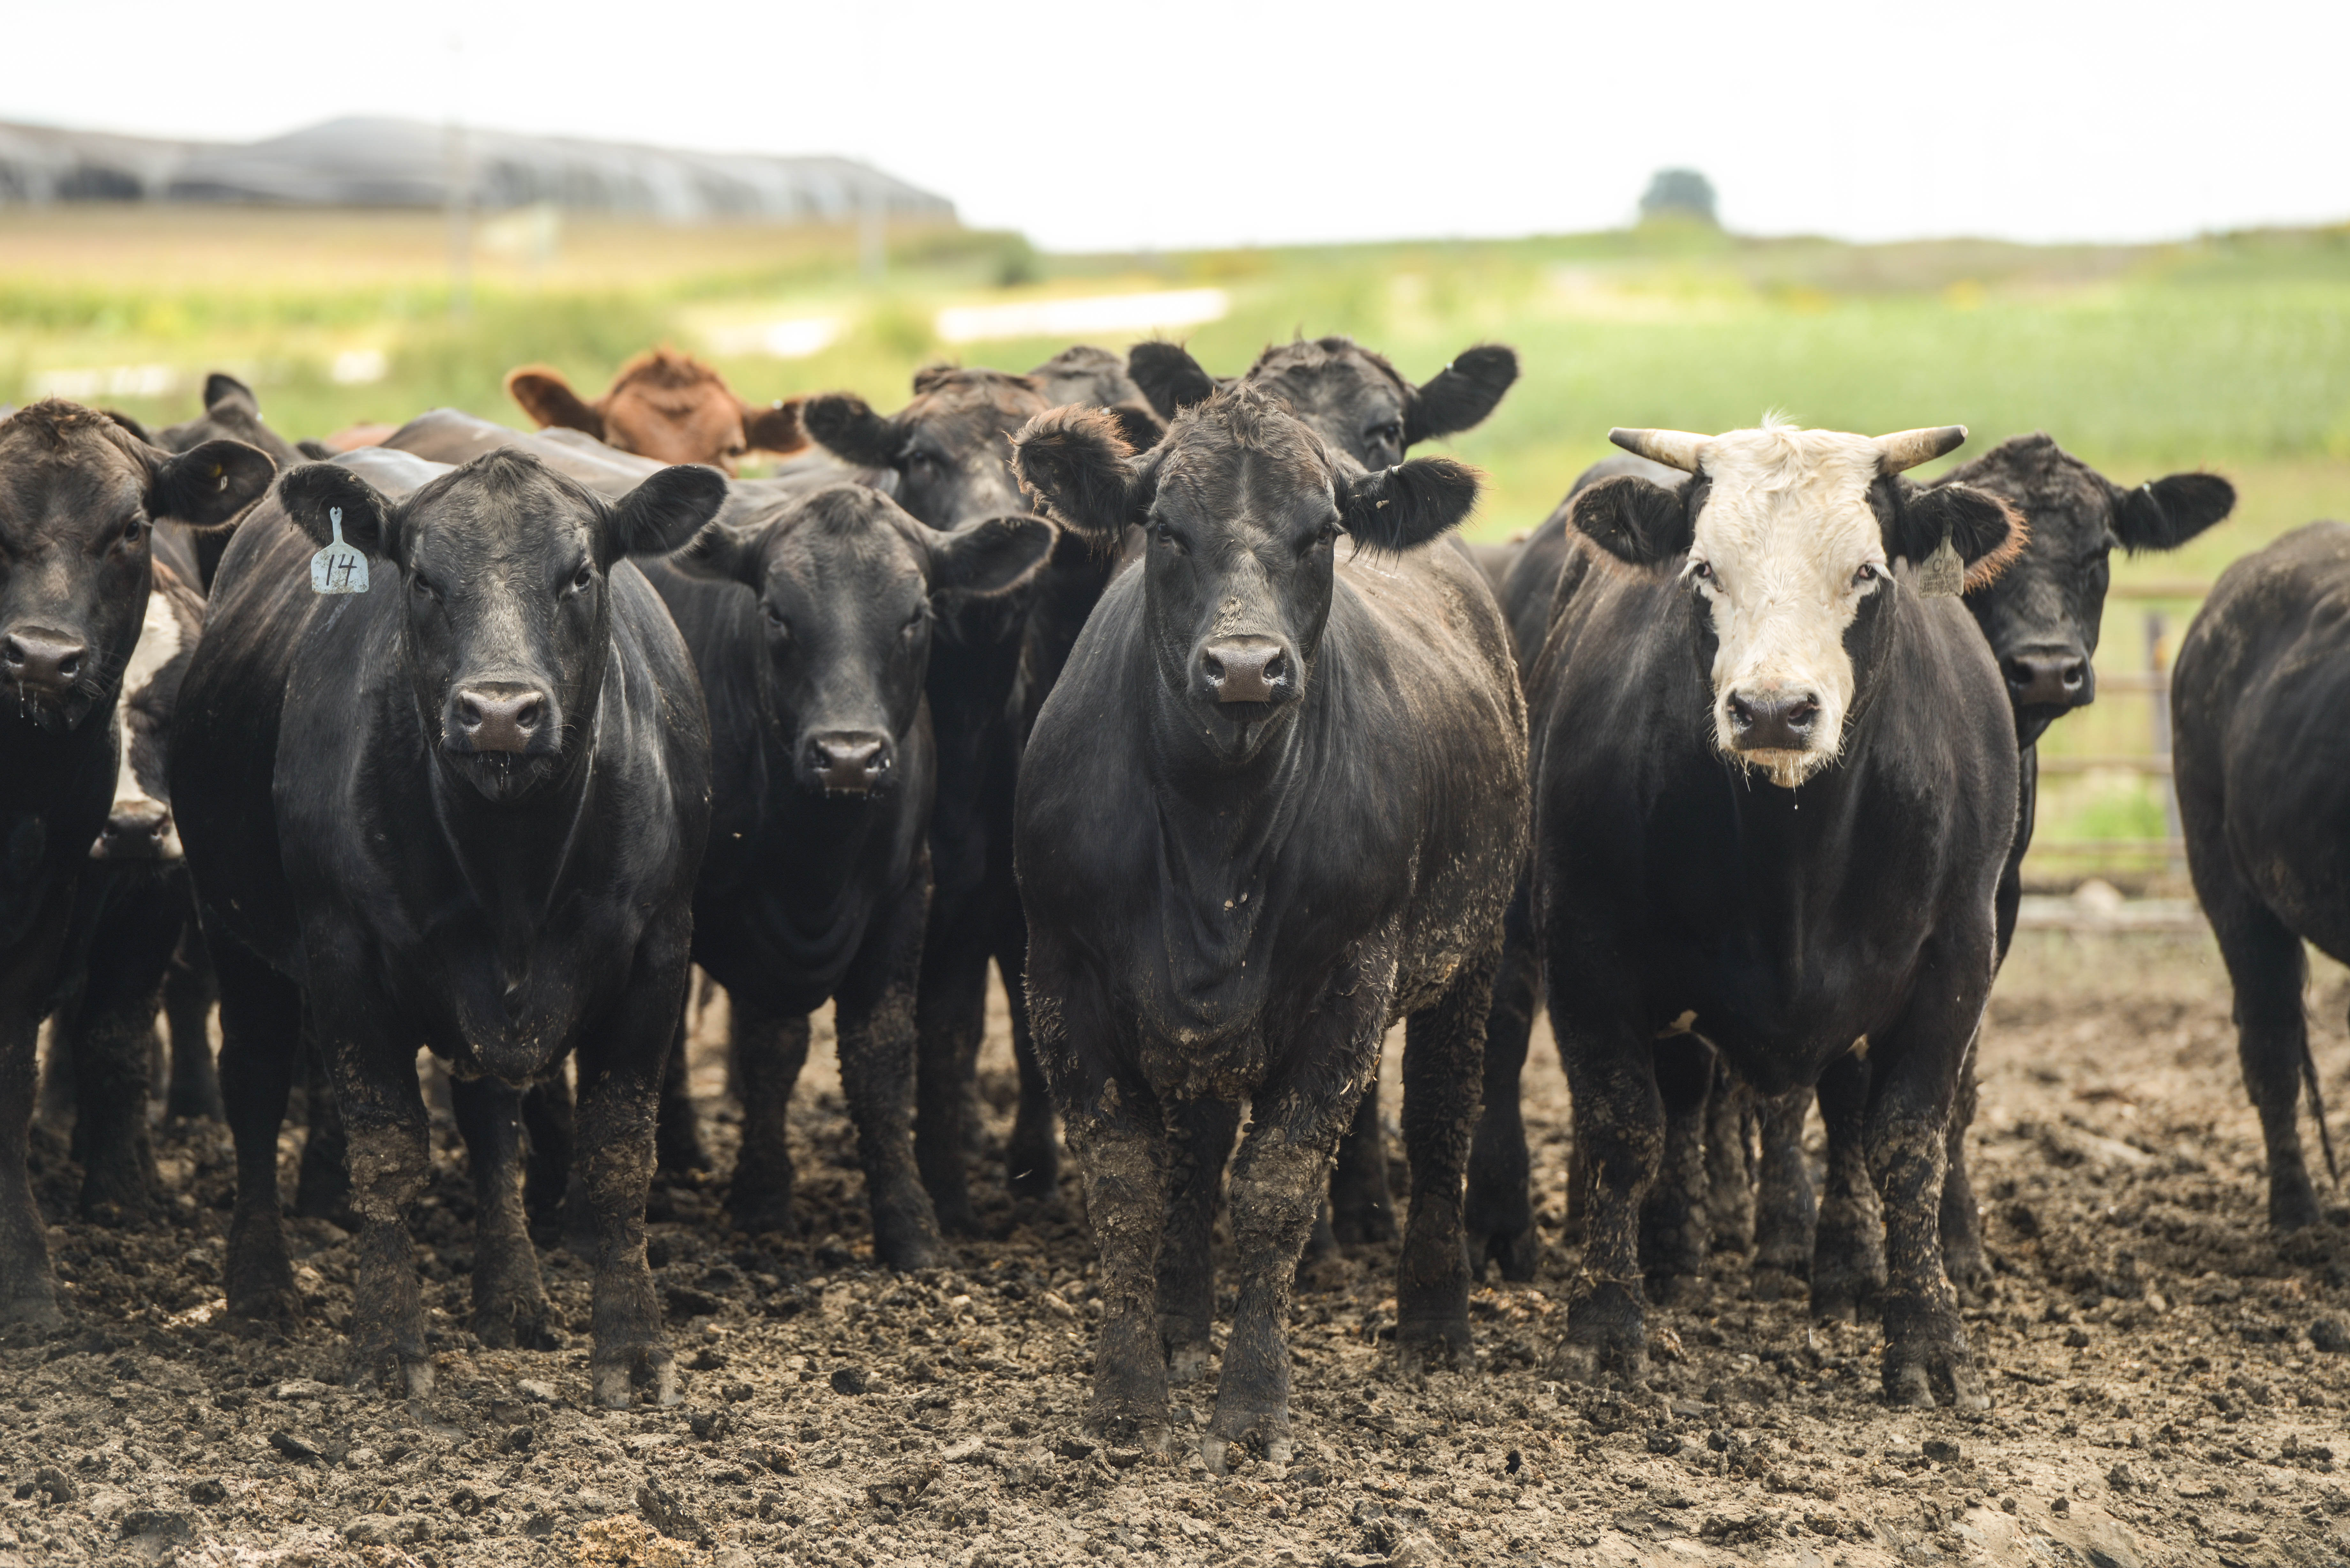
xmin=5 ymin=206 xmax=2348 ymax=882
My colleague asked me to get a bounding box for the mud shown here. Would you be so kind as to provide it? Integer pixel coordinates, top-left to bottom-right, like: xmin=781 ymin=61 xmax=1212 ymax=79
xmin=7 ymin=925 xmax=2350 ymax=1568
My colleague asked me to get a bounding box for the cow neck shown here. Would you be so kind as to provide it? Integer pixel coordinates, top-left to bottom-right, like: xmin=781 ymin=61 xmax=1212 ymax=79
xmin=748 ymin=678 xmax=904 ymax=906
xmin=0 ymin=709 xmax=114 ymax=949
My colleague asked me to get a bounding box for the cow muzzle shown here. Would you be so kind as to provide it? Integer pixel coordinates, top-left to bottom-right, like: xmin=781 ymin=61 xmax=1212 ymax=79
xmin=2002 ymin=650 xmax=2091 ymax=712
xmin=450 ymin=682 xmax=552 ymax=755
xmin=1726 ymin=688 xmax=1822 ymax=753
xmin=93 ymin=795 xmax=179 ymax=862
xmin=1196 ymin=635 xmax=1295 ymax=706
xmin=2 ymin=625 xmax=92 ymax=726
xmin=804 ymin=730 xmax=894 ymax=798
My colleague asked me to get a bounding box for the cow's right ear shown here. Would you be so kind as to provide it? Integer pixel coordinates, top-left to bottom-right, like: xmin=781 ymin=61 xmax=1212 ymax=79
xmin=1103 ymin=402 xmax=1167 ymax=452
xmin=1127 ymin=342 xmax=1217 ymax=423
xmin=606 ymin=465 xmax=732 ymax=561
xmin=2113 ymin=471 xmax=2234 ymax=553
xmin=800 ymin=394 xmax=901 ymax=469
xmin=739 ymin=397 xmax=806 ymax=456
xmin=665 ymin=520 xmax=767 ymax=587
xmin=1568 ymin=474 xmax=1693 ymax=567
xmin=203 ymin=372 xmax=261 ymax=414
xmin=152 ymin=439 xmax=279 ymax=530
xmin=505 ymin=366 xmax=606 ymax=439
xmin=279 ymin=462 xmax=399 ymax=558
xmin=1010 ymin=407 xmax=1139 ymax=536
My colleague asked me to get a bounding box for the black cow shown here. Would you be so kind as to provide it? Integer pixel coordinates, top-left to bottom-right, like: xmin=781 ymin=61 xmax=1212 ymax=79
xmin=1120 ymin=335 xmax=1520 ymax=1246
xmin=1008 ymin=385 xmax=1526 ymax=1466
xmin=798 ymin=360 xmax=1156 ymax=1232
xmin=169 ymin=447 xmax=723 ymax=1402
xmin=1531 ymin=420 xmax=2020 ymax=1406
xmin=2173 ymin=522 xmax=2350 ymax=1235
xmin=641 ymin=484 xmax=1051 ymax=1264
xmin=1 ymin=400 xmax=272 ymax=1327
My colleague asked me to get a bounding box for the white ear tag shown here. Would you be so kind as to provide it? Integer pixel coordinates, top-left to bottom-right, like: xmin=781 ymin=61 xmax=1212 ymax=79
xmin=309 ymin=507 xmax=369 ymax=595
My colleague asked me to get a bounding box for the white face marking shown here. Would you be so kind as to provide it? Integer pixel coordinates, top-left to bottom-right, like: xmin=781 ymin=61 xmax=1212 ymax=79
xmin=1683 ymin=424 xmax=1890 ymax=788
xmin=95 ymin=592 xmax=186 ymax=861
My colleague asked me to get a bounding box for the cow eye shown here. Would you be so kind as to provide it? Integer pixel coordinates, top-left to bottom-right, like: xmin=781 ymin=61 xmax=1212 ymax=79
xmin=1370 ymin=422 xmax=1402 ymax=449
xmin=1853 ymin=562 xmax=1882 ymax=586
xmin=1152 ymin=521 xmax=1185 ymax=553
xmin=902 ymin=609 xmax=927 ymax=639
xmin=762 ymin=601 xmax=790 ymax=636
xmin=571 ymin=562 xmax=594 ymax=592
xmin=116 ymin=515 xmax=145 ymax=549
xmin=1306 ymin=519 xmax=1341 ymax=554
xmin=1688 ymin=559 xmax=1716 ymax=584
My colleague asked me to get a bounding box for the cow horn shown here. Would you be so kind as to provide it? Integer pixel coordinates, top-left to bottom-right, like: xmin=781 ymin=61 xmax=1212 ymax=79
xmin=1874 ymin=426 xmax=1967 ymax=473
xmin=1608 ymin=428 xmax=1708 ymax=472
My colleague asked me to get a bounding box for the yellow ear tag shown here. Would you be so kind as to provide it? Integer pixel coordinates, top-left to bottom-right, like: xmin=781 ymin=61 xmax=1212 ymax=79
xmin=1916 ymin=531 xmax=1963 ymax=598
xmin=309 ymin=507 xmax=369 ymax=595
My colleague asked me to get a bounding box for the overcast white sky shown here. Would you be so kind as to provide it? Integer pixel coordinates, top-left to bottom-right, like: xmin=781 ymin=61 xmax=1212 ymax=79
xmin=8 ymin=0 xmax=2345 ymax=253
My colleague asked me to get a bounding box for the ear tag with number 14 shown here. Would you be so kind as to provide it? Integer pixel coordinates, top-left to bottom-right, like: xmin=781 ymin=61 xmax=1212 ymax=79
xmin=309 ymin=507 xmax=368 ymax=595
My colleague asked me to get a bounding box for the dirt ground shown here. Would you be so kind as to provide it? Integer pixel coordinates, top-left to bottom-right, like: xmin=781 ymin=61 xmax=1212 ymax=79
xmin=8 ymin=923 xmax=2350 ymax=1568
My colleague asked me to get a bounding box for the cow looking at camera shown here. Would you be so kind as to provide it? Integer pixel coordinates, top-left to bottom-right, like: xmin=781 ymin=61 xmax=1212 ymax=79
xmin=507 ymin=348 xmax=806 ymax=475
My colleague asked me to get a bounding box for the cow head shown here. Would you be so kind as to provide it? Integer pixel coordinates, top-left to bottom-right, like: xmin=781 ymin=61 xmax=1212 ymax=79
xmin=1574 ymin=419 xmax=2022 ymax=789
xmin=156 ymin=373 xmax=307 ymax=467
xmin=1012 ymin=384 xmax=1477 ymax=765
xmin=1129 ymin=336 xmax=1519 ymax=469
xmin=801 ymin=367 xmax=1057 ymax=531
xmin=278 ymin=450 xmax=726 ymax=803
xmin=666 ymin=485 xmax=1050 ymax=797
xmin=1941 ymin=434 xmax=2234 ymax=745
xmin=0 ymin=400 xmax=273 ymax=734
xmin=505 ymin=349 xmax=806 ymax=475
xmin=1026 ymin=345 xmax=1167 ymax=451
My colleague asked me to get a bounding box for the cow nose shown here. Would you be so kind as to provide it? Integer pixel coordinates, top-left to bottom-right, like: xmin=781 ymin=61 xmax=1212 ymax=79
xmin=808 ymin=732 xmax=892 ymax=796
xmin=1727 ymin=690 xmax=1821 ymax=751
xmin=96 ymin=797 xmax=171 ymax=859
xmin=453 ymin=683 xmax=547 ymax=753
xmin=1199 ymin=636 xmax=1289 ymax=704
xmin=2 ymin=628 xmax=88 ymax=697
xmin=2003 ymin=652 xmax=2090 ymax=709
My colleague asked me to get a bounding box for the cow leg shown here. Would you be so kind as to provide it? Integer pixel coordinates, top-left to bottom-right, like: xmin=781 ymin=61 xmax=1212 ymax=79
xmin=521 ymin=1070 xmax=576 ymax=1243
xmin=1329 ymin=1085 xmax=1396 ymax=1245
xmin=724 ymin=1001 xmax=810 ymax=1238
xmin=1466 ymin=883 xmax=1541 ymax=1281
xmin=653 ymin=1016 xmax=708 ymax=1178
xmin=1751 ymin=1088 xmax=1816 ymax=1297
xmin=449 ymin=1074 xmax=560 ymax=1350
xmin=1939 ymin=1029 xmax=1989 ymax=1295
xmin=1396 ymin=945 xmax=1497 ymax=1370
xmin=214 ymin=940 xmax=304 ymax=1324
xmin=833 ymin=878 xmax=942 ymax=1271
xmin=2210 ymin=878 xmax=2323 ymax=1232
xmin=1863 ymin=942 xmax=1992 ymax=1411
xmin=67 ymin=870 xmax=186 ymax=1225
xmin=163 ymin=922 xmax=222 ymax=1121
xmin=1640 ymin=1033 xmax=1712 ymax=1301
xmin=1157 ymin=1098 xmax=1239 ymax=1386
xmin=1553 ymin=1002 xmax=1658 ymax=1386
xmin=293 ymin=1035 xmax=352 ymax=1223
xmin=319 ymin=1004 xmax=435 ymax=1398
xmin=1001 ymin=915 xmax=1060 ymax=1200
xmin=1703 ymin=1054 xmax=1756 ymax=1257
xmin=574 ymin=976 xmax=686 ymax=1411
xmin=1810 ymin=1051 xmax=1886 ymax=1322
xmin=0 ymin=895 xmax=74 ymax=1331
xmin=912 ymin=921 xmax=989 ymax=1236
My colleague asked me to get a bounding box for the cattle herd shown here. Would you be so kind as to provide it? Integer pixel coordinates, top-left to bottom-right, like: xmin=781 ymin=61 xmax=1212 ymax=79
xmin=9 ymin=324 xmax=2346 ymax=1480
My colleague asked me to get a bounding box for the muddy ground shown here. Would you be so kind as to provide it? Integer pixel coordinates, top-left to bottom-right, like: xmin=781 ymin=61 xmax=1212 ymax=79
xmin=7 ymin=923 xmax=2350 ymax=1568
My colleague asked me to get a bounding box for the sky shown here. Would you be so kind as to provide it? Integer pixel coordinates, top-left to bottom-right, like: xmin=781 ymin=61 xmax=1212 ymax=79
xmin=7 ymin=0 xmax=2346 ymax=253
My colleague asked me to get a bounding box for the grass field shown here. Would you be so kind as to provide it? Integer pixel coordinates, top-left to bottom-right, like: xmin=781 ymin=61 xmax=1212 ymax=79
xmin=5 ymin=204 xmax=2348 ymax=876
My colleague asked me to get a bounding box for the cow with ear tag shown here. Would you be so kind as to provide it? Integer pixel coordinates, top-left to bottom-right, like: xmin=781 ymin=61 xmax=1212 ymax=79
xmin=642 ymin=483 xmax=1053 ymax=1265
xmin=1009 ymin=384 xmax=1526 ymax=1468
xmin=168 ymin=447 xmax=724 ymax=1405
xmin=1528 ymin=418 xmax=2019 ymax=1406
xmin=0 ymin=399 xmax=274 ymax=1328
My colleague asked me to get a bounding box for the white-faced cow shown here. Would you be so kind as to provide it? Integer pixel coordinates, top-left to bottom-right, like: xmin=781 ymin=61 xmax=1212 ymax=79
xmin=1009 ymin=384 xmax=1526 ymax=1467
xmin=169 ymin=447 xmax=724 ymax=1405
xmin=1531 ymin=418 xmax=2020 ymax=1407
xmin=0 ymin=399 xmax=272 ymax=1329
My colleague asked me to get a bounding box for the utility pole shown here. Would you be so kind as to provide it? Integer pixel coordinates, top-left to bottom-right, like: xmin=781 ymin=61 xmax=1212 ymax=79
xmin=444 ymin=31 xmax=471 ymax=319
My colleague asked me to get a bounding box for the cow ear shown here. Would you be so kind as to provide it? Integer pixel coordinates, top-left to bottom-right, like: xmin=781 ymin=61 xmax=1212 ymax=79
xmin=606 ymin=464 xmax=731 ymax=561
xmin=1341 ymin=457 xmax=1480 ymax=551
xmin=152 ymin=439 xmax=279 ymax=530
xmin=1103 ymin=402 xmax=1166 ymax=452
xmin=1894 ymin=481 xmax=2025 ymax=586
xmin=1568 ymin=474 xmax=1693 ymax=567
xmin=928 ymin=515 xmax=1056 ymax=600
xmin=665 ymin=519 xmax=766 ymax=587
xmin=506 ymin=366 xmax=606 ymax=439
xmin=1127 ymin=342 xmax=1217 ymax=422
xmin=279 ymin=462 xmax=398 ymax=558
xmin=1010 ymin=407 xmax=1139 ymax=536
xmin=2113 ymin=471 xmax=2234 ymax=554
xmin=1405 ymin=344 xmax=1518 ymax=446
xmin=800 ymin=393 xmax=901 ymax=469
xmin=739 ymin=397 xmax=806 ymax=456
xmin=295 ymin=439 xmax=336 ymax=460
xmin=203 ymin=372 xmax=260 ymax=414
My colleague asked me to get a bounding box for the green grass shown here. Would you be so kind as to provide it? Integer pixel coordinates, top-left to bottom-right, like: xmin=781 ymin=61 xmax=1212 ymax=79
xmin=7 ymin=207 xmax=2348 ymax=879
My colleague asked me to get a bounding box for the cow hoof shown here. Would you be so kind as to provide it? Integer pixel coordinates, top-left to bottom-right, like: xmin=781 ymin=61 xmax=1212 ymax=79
xmin=1809 ymin=1267 xmax=1881 ymax=1324
xmin=0 ymin=1288 xmax=64 ymax=1334
xmin=1202 ymin=1407 xmax=1291 ymax=1474
xmin=595 ymin=1349 xmax=680 ymax=1409
xmin=1393 ymin=1319 xmax=1471 ymax=1376
xmin=1005 ymin=1119 xmax=1058 ymax=1199
xmin=872 ymin=1224 xmax=943 ymax=1273
xmin=348 ymin=1347 xmax=433 ymax=1399
xmin=1468 ymin=1225 xmax=1540 ymax=1284
xmin=1199 ymin=1435 xmax=1231 ymax=1476
xmin=1330 ymin=1202 xmax=1398 ymax=1247
xmin=1556 ymin=1339 xmax=1650 ymax=1388
xmin=723 ymin=1197 xmax=799 ymax=1239
xmin=1165 ymin=1342 xmax=1211 ymax=1386
xmin=474 ymin=1298 xmax=564 ymax=1353
xmin=226 ymin=1279 xmax=302 ymax=1326
xmin=1749 ymin=1266 xmax=1804 ymax=1303
xmin=931 ymin=1195 xmax=982 ymax=1239
xmin=1086 ymin=1401 xmax=1170 ymax=1452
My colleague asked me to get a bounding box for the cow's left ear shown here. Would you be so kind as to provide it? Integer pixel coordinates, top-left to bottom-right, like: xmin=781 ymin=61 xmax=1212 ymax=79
xmin=1569 ymin=474 xmax=1693 ymax=567
xmin=738 ymin=397 xmax=806 ymax=456
xmin=1103 ymin=402 xmax=1166 ymax=452
xmin=1405 ymin=344 xmax=1519 ymax=446
xmin=926 ymin=515 xmax=1056 ymax=600
xmin=605 ymin=464 xmax=732 ymax=561
xmin=665 ymin=519 xmax=766 ymax=587
xmin=1894 ymin=481 xmax=2025 ymax=586
xmin=152 ymin=439 xmax=278 ymax=529
xmin=1011 ymin=407 xmax=1143 ymax=536
xmin=2112 ymin=471 xmax=2234 ymax=553
xmin=1341 ymin=457 xmax=1480 ymax=551
xmin=1127 ymin=342 xmax=1218 ymax=423
xmin=280 ymin=462 xmax=399 ymax=558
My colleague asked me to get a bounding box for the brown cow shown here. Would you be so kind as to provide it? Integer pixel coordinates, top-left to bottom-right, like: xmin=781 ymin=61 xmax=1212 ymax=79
xmin=505 ymin=348 xmax=806 ymax=474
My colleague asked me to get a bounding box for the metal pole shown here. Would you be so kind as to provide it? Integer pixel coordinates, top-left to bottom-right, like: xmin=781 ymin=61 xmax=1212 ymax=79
xmin=2147 ymin=611 xmax=2184 ymax=874
xmin=444 ymin=33 xmax=471 ymax=319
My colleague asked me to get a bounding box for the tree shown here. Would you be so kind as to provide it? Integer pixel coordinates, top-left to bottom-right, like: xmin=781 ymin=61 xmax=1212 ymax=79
xmin=1639 ymin=168 xmax=1718 ymax=227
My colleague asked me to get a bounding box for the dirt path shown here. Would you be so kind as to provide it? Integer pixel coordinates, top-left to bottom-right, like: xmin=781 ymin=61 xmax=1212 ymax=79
xmin=6 ymin=927 xmax=2350 ymax=1568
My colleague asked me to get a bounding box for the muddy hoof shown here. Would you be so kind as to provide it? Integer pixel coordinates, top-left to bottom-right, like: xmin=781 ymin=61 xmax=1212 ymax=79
xmin=0 ymin=1285 xmax=64 ymax=1334
xmin=1164 ymin=1341 xmax=1211 ymax=1386
xmin=595 ymin=1345 xmax=679 ymax=1410
xmin=1330 ymin=1198 xmax=1398 ymax=1247
xmin=1809 ymin=1255 xmax=1883 ymax=1323
xmin=871 ymin=1211 xmax=944 ymax=1273
xmin=723 ymin=1191 xmax=799 ymax=1239
xmin=1005 ymin=1130 xmax=1058 ymax=1200
xmin=1394 ymin=1317 xmax=1472 ymax=1376
xmin=930 ymin=1191 xmax=982 ymax=1239
xmin=1202 ymin=1407 xmax=1291 ymax=1475
xmin=1085 ymin=1401 xmax=1172 ymax=1453
xmin=347 ymin=1345 xmax=435 ymax=1400
xmin=474 ymin=1296 xmax=564 ymax=1352
xmin=1883 ymin=1344 xmax=1990 ymax=1410
xmin=1749 ymin=1265 xmax=1805 ymax=1303
xmin=1468 ymin=1224 xmax=1540 ymax=1284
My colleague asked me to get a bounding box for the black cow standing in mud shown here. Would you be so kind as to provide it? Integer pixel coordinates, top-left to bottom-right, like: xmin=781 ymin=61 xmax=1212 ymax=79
xmin=2173 ymin=521 xmax=2350 ymax=1237
xmin=169 ymin=447 xmax=724 ymax=1404
xmin=1531 ymin=420 xmax=2020 ymax=1407
xmin=0 ymin=400 xmax=272 ymax=1329
xmin=1009 ymin=384 xmax=1526 ymax=1467
xmin=1123 ymin=335 xmax=1520 ymax=1247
